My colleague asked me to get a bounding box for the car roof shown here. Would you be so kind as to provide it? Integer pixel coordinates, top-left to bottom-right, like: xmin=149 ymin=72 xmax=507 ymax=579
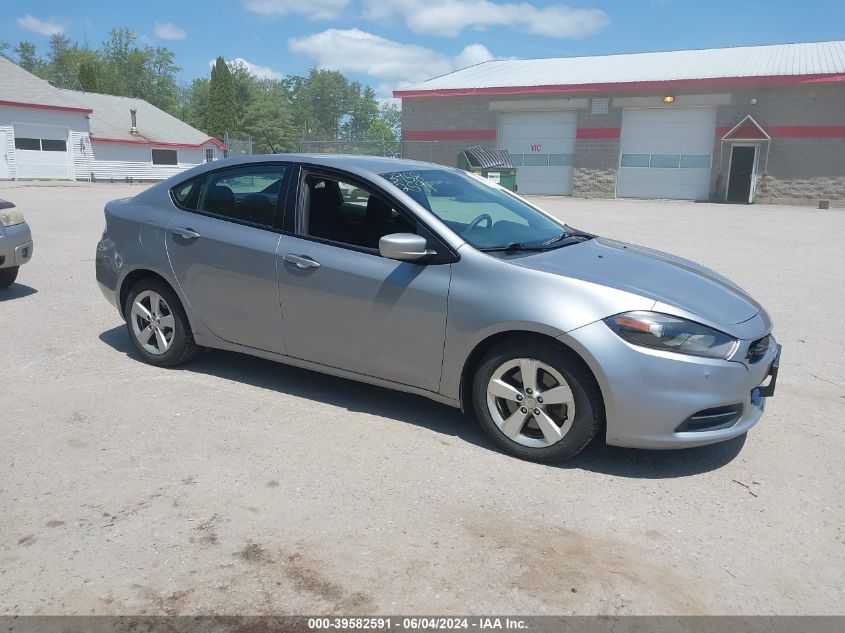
xmin=197 ymin=153 xmax=452 ymax=174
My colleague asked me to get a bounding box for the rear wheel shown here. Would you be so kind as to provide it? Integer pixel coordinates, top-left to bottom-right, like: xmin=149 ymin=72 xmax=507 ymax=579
xmin=472 ymin=338 xmax=603 ymax=463
xmin=0 ymin=266 xmax=19 ymax=289
xmin=124 ymin=278 xmax=201 ymax=367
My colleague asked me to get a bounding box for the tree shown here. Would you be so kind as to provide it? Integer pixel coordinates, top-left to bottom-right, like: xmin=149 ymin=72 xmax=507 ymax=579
xmin=78 ymin=60 xmax=99 ymax=92
xmin=240 ymin=82 xmax=295 ymax=153
xmin=13 ymin=41 xmax=45 ymax=76
xmin=206 ymin=57 xmax=237 ymax=140
xmin=345 ymin=85 xmax=379 ymax=141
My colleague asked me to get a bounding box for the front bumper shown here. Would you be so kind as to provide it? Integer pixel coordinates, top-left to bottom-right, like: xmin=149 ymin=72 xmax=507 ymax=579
xmin=563 ymin=317 xmax=780 ymax=449
xmin=0 ymin=222 xmax=33 ymax=268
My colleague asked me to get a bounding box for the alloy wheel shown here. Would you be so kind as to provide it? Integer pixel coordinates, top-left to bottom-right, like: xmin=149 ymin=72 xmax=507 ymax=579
xmin=486 ymin=358 xmax=577 ymax=448
xmin=130 ymin=290 xmax=176 ymax=355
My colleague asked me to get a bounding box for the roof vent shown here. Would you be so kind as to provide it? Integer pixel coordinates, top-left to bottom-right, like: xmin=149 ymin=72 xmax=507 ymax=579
xmin=591 ymin=97 xmax=609 ymax=115
xmin=130 ymin=108 xmax=139 ymax=135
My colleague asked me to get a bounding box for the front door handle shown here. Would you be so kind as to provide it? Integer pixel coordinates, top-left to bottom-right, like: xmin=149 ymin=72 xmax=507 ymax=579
xmin=284 ymin=253 xmax=321 ymax=269
xmin=172 ymin=227 xmax=201 ymax=239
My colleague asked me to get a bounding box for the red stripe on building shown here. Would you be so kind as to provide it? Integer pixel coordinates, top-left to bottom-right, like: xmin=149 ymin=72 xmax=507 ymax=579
xmin=768 ymin=125 xmax=845 ymax=138
xmin=576 ymin=128 xmax=620 ymax=139
xmin=92 ymin=136 xmax=227 ymax=150
xmin=402 ymin=129 xmax=497 ymax=141
xmin=717 ymin=125 xmax=845 ymax=138
xmin=394 ymin=73 xmax=845 ymax=99
xmin=0 ymin=99 xmax=93 ymax=114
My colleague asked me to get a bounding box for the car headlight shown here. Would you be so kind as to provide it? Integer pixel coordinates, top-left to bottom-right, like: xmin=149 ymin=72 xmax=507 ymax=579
xmin=0 ymin=208 xmax=25 ymax=227
xmin=604 ymin=311 xmax=738 ymax=359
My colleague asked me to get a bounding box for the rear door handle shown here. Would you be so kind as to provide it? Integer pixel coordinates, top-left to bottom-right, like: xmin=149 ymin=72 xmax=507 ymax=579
xmin=172 ymin=227 xmax=201 ymax=239
xmin=284 ymin=253 xmax=321 ymax=269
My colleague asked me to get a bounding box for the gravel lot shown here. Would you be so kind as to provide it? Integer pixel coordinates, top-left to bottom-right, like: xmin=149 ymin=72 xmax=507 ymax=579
xmin=1 ymin=182 xmax=842 ymax=616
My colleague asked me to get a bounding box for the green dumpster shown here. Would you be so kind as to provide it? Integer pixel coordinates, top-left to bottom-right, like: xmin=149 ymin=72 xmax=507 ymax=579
xmin=458 ymin=145 xmax=518 ymax=192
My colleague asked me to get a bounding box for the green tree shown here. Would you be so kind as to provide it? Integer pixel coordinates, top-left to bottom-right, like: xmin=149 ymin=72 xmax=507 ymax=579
xmin=206 ymin=56 xmax=237 ymax=140
xmin=240 ymin=81 xmax=295 ymax=153
xmin=13 ymin=41 xmax=45 ymax=76
xmin=345 ymin=85 xmax=379 ymax=141
xmin=78 ymin=60 xmax=99 ymax=92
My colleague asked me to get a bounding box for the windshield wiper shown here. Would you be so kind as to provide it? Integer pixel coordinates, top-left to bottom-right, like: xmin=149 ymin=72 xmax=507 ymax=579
xmin=478 ymin=242 xmax=545 ymax=252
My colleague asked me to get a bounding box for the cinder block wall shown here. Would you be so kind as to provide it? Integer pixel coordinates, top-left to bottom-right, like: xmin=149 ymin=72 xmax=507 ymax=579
xmin=400 ymin=83 xmax=845 ymax=202
xmin=716 ymin=85 xmax=845 ymax=202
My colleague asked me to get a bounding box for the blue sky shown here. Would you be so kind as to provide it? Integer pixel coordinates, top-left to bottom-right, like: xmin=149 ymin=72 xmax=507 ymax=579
xmin=2 ymin=0 xmax=843 ymax=98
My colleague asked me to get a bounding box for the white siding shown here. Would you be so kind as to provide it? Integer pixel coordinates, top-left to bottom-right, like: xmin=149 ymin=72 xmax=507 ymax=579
xmin=71 ymin=131 xmax=93 ymax=180
xmin=89 ymin=142 xmax=209 ymax=181
xmin=0 ymin=125 xmax=14 ymax=179
xmin=0 ymin=105 xmax=89 ymax=180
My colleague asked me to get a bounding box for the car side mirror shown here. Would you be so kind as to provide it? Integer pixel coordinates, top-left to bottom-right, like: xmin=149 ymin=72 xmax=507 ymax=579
xmin=379 ymin=233 xmax=433 ymax=262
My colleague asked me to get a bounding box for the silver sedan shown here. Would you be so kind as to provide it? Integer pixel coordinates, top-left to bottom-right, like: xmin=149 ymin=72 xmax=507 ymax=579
xmin=95 ymin=155 xmax=780 ymax=462
xmin=0 ymin=199 xmax=33 ymax=289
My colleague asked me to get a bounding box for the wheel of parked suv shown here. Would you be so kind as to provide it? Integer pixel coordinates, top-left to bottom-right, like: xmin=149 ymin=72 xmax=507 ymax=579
xmin=0 ymin=266 xmax=19 ymax=289
xmin=472 ymin=337 xmax=603 ymax=463
xmin=124 ymin=278 xmax=201 ymax=367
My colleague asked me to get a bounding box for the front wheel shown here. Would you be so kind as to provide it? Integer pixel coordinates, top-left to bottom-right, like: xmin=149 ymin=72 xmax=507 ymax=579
xmin=0 ymin=266 xmax=19 ymax=289
xmin=124 ymin=278 xmax=201 ymax=367
xmin=472 ymin=338 xmax=603 ymax=463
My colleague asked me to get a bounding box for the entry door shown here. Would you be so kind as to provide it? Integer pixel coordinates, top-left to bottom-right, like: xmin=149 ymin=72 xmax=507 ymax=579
xmin=498 ymin=111 xmax=577 ymax=195
xmin=0 ymin=131 xmax=9 ymax=179
xmin=166 ymin=164 xmax=289 ymax=354
xmin=727 ymin=146 xmax=757 ymax=203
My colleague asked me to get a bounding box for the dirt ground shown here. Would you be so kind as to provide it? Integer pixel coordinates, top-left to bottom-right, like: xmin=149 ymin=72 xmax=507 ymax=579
xmin=0 ymin=181 xmax=842 ymax=615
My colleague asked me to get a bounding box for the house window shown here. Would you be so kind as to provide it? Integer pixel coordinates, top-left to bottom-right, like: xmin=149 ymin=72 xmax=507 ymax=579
xmin=152 ymin=148 xmax=178 ymax=165
xmin=14 ymin=137 xmax=68 ymax=151
xmin=41 ymin=139 xmax=67 ymax=152
xmin=205 ymin=147 xmax=215 ymax=163
xmin=14 ymin=138 xmax=42 ymax=150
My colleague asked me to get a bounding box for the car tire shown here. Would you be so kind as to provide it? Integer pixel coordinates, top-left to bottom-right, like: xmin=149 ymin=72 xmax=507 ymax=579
xmin=124 ymin=278 xmax=201 ymax=367
xmin=472 ymin=337 xmax=603 ymax=463
xmin=0 ymin=266 xmax=19 ymax=289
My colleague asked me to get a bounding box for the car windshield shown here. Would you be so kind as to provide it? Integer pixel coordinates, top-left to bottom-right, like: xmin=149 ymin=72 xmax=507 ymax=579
xmin=380 ymin=168 xmax=565 ymax=250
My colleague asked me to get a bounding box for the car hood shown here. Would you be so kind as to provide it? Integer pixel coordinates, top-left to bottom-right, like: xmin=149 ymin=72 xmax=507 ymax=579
xmin=510 ymin=237 xmax=761 ymax=325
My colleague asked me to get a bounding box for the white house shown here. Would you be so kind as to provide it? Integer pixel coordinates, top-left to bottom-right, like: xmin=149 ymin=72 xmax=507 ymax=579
xmin=0 ymin=56 xmax=224 ymax=182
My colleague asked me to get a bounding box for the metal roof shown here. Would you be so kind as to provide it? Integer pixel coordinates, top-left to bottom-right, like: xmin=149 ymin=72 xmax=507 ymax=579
xmin=396 ymin=40 xmax=845 ymax=96
xmin=59 ymin=89 xmax=216 ymax=146
xmin=0 ymin=56 xmax=91 ymax=112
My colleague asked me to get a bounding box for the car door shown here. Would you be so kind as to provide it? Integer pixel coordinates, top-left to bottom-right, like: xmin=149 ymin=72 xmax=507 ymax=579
xmin=275 ymin=167 xmax=452 ymax=392
xmin=166 ymin=163 xmax=291 ymax=354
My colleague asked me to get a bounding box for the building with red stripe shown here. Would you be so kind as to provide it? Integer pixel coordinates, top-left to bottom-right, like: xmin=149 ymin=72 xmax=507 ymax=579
xmin=1 ymin=56 xmax=225 ymax=182
xmin=395 ymin=40 xmax=845 ymax=204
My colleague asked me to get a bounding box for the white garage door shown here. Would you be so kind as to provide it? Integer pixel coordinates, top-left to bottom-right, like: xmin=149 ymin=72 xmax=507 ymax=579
xmin=13 ymin=124 xmax=71 ymax=180
xmin=617 ymin=108 xmax=716 ymax=201
xmin=499 ymin=111 xmax=576 ymax=195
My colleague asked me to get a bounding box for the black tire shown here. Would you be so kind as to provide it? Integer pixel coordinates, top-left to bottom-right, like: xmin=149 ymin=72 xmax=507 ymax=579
xmin=0 ymin=266 xmax=19 ymax=289
xmin=124 ymin=277 xmax=201 ymax=367
xmin=472 ymin=337 xmax=603 ymax=463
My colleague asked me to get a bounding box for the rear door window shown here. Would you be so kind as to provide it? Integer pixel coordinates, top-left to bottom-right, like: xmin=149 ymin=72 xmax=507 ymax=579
xmin=193 ymin=165 xmax=288 ymax=228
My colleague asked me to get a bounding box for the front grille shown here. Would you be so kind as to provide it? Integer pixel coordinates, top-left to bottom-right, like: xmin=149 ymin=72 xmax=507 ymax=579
xmin=675 ymin=404 xmax=743 ymax=433
xmin=747 ymin=335 xmax=771 ymax=362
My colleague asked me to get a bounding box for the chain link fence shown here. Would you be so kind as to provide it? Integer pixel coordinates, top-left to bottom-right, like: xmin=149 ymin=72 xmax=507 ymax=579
xmin=224 ymin=132 xmax=253 ymax=158
xmin=298 ymin=140 xmax=452 ymax=164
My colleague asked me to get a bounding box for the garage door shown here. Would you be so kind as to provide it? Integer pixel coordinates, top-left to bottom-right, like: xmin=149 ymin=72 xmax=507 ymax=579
xmin=498 ymin=111 xmax=576 ymax=195
xmin=617 ymin=108 xmax=716 ymax=201
xmin=13 ymin=125 xmax=71 ymax=180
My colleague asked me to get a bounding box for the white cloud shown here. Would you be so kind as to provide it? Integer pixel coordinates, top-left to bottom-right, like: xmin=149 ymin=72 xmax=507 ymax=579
xmin=154 ymin=21 xmax=186 ymax=41
xmin=289 ymin=28 xmax=495 ymax=85
xmin=243 ymin=0 xmax=349 ymax=20
xmin=17 ymin=14 xmax=64 ymax=36
xmin=453 ymin=43 xmax=495 ymax=69
xmin=209 ymin=57 xmax=283 ymax=80
xmin=363 ymin=0 xmax=608 ymax=38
